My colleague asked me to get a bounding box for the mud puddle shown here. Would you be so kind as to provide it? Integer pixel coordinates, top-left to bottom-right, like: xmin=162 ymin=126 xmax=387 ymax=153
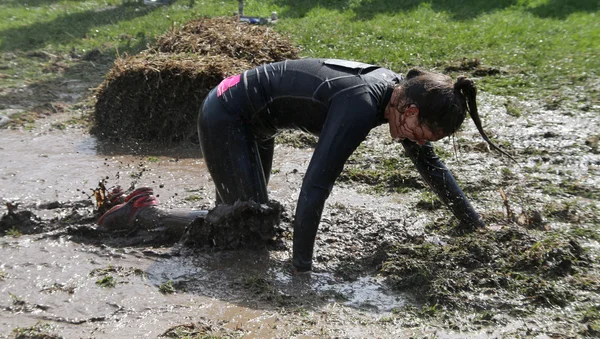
xmin=1 ymin=89 xmax=600 ymax=338
xmin=0 ymin=115 xmax=418 ymax=339
xmin=0 ymin=235 xmax=413 ymax=338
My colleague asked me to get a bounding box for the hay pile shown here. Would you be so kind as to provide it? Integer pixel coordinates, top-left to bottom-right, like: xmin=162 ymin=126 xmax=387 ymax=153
xmin=155 ymin=16 xmax=297 ymax=65
xmin=93 ymin=17 xmax=299 ymax=142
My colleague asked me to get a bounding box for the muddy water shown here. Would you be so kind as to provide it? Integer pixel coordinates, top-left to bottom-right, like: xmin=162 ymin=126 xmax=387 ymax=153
xmin=0 ymin=124 xmax=208 ymax=210
xmin=0 ymin=116 xmax=417 ymax=339
xmin=1 ymin=88 xmax=600 ymax=338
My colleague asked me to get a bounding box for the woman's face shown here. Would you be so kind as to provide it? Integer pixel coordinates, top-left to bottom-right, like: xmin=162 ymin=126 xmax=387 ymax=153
xmin=391 ymin=103 xmax=445 ymax=145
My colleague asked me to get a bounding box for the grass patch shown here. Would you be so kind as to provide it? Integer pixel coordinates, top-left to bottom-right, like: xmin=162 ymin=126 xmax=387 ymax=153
xmin=40 ymin=282 xmax=76 ymax=295
xmin=5 ymin=226 xmax=22 ymax=237
xmin=0 ymin=0 xmax=597 ymax=110
xmin=275 ymin=130 xmax=318 ymax=148
xmin=339 ymin=153 xmax=424 ymax=193
xmin=381 ymin=226 xmax=587 ymax=309
xmin=184 ymin=194 xmax=202 ymax=202
xmin=12 ymin=322 xmax=62 ymax=339
xmin=504 ymin=99 xmax=523 ymax=118
xmin=580 ymin=305 xmax=600 ymax=337
xmin=95 ymin=275 xmax=116 ymax=288
xmin=272 ymin=0 xmax=599 ymax=99
xmin=159 ymin=279 xmax=176 ymax=294
xmin=90 ymin=264 xmax=145 ymax=276
xmin=241 ymin=275 xmax=291 ymax=305
xmin=159 ymin=319 xmax=240 ymax=339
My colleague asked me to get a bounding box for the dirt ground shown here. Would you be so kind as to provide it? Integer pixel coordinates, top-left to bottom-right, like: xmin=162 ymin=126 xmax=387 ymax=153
xmin=1 ymin=79 xmax=600 ymax=338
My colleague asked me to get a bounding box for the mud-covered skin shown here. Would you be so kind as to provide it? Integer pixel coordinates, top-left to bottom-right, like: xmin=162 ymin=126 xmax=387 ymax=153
xmin=199 ymin=58 xmax=483 ymax=272
xmin=180 ymin=200 xmax=282 ymax=250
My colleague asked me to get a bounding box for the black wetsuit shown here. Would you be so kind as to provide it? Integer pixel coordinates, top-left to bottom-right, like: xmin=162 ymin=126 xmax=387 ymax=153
xmin=198 ymin=59 xmax=483 ymax=272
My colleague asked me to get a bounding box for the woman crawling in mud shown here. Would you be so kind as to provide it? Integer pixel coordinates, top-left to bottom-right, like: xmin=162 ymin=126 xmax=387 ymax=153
xmin=98 ymin=58 xmax=513 ymax=273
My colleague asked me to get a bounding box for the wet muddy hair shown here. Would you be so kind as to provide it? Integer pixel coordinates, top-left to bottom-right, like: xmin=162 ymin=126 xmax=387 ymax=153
xmin=402 ymin=68 xmax=516 ymax=162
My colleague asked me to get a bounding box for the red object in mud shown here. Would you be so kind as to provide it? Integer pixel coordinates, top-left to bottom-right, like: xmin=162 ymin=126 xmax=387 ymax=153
xmin=97 ymin=192 xmax=159 ymax=231
xmin=123 ymin=187 xmax=154 ymax=202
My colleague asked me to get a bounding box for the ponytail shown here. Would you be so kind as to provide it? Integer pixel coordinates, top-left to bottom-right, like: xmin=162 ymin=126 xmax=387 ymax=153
xmin=455 ymin=76 xmax=517 ymax=163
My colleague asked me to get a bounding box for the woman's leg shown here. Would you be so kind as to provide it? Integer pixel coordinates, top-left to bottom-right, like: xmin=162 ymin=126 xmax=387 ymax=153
xmin=197 ymin=89 xmax=269 ymax=204
xmin=257 ymin=137 xmax=275 ymax=186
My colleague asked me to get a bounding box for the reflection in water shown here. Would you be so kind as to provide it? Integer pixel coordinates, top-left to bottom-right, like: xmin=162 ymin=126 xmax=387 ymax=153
xmin=274 ymin=270 xmax=407 ymax=312
xmin=145 ymin=249 xmax=407 ymax=313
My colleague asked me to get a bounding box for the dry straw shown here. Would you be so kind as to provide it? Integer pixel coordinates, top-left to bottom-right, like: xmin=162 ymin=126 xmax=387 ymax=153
xmin=93 ymin=17 xmax=299 ymax=142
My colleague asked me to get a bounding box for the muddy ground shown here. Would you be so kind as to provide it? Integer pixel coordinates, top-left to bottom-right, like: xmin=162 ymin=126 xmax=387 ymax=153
xmin=1 ymin=78 xmax=600 ymax=338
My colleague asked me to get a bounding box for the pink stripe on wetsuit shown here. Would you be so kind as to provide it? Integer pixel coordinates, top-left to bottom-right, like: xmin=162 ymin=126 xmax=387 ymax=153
xmin=217 ymin=74 xmax=241 ymax=97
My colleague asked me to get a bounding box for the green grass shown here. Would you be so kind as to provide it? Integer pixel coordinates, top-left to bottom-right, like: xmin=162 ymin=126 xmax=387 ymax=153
xmin=95 ymin=275 xmax=116 ymax=287
xmin=12 ymin=322 xmax=62 ymax=339
xmin=159 ymin=279 xmax=176 ymax=294
xmin=0 ymin=0 xmax=598 ymax=104
xmin=272 ymin=0 xmax=599 ymax=98
xmin=5 ymin=226 xmax=22 ymax=237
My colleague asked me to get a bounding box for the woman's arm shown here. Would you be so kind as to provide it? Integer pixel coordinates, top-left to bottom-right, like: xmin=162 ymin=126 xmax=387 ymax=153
xmin=401 ymin=139 xmax=485 ymax=230
xmin=292 ymin=93 xmax=377 ymax=272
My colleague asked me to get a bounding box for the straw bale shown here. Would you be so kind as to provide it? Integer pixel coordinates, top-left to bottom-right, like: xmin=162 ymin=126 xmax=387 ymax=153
xmin=155 ymin=16 xmax=299 ymax=64
xmin=93 ymin=52 xmax=252 ymax=142
xmin=93 ymin=16 xmax=299 ymax=142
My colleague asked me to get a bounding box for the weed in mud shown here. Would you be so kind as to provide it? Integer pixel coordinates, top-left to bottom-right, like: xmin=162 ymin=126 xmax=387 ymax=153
xmin=89 ymin=264 xmax=118 ymax=277
xmin=134 ymin=268 xmax=148 ymax=279
xmin=586 ymin=135 xmax=600 ymax=154
xmin=50 ymin=122 xmax=67 ymax=131
xmin=523 ymin=279 xmax=573 ymax=307
xmin=10 ymin=293 xmax=25 ymax=307
xmin=474 ymin=310 xmax=495 ymax=325
xmin=416 ymin=190 xmax=443 ymax=211
xmin=159 ymin=320 xmax=238 ymax=339
xmin=339 ymin=156 xmax=424 ymax=194
xmin=0 ymin=269 xmax=7 ymax=281
xmin=322 ymin=289 xmax=350 ymax=302
xmin=243 ymin=276 xmax=271 ymax=295
xmin=95 ymin=275 xmax=116 ymax=288
xmin=579 ymin=305 xmax=600 ymax=337
xmin=542 ymin=201 xmax=580 ymax=222
xmin=500 ymin=167 xmax=514 ymax=181
xmin=542 ymin=181 xmax=600 ymax=200
xmin=6 ymin=226 xmax=22 ymax=237
xmin=560 ymin=182 xmax=600 ymax=200
xmin=381 ymin=226 xmax=588 ymax=310
xmin=275 ymin=131 xmax=318 ymax=149
xmin=418 ymin=304 xmax=441 ymax=318
xmin=242 ymin=275 xmax=289 ymax=305
xmin=159 ymin=280 xmax=176 ymax=294
xmin=12 ymin=322 xmax=62 ymax=339
xmin=378 ymin=316 xmax=394 ymax=324
xmin=570 ymin=228 xmax=600 ymax=243
xmin=294 ymin=307 xmax=310 ymax=318
xmin=504 ymin=99 xmax=523 ymax=118
xmin=40 ymin=283 xmax=76 ymax=295
xmin=90 ymin=264 xmax=145 ymax=278
xmin=185 ymin=195 xmax=203 ymax=202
